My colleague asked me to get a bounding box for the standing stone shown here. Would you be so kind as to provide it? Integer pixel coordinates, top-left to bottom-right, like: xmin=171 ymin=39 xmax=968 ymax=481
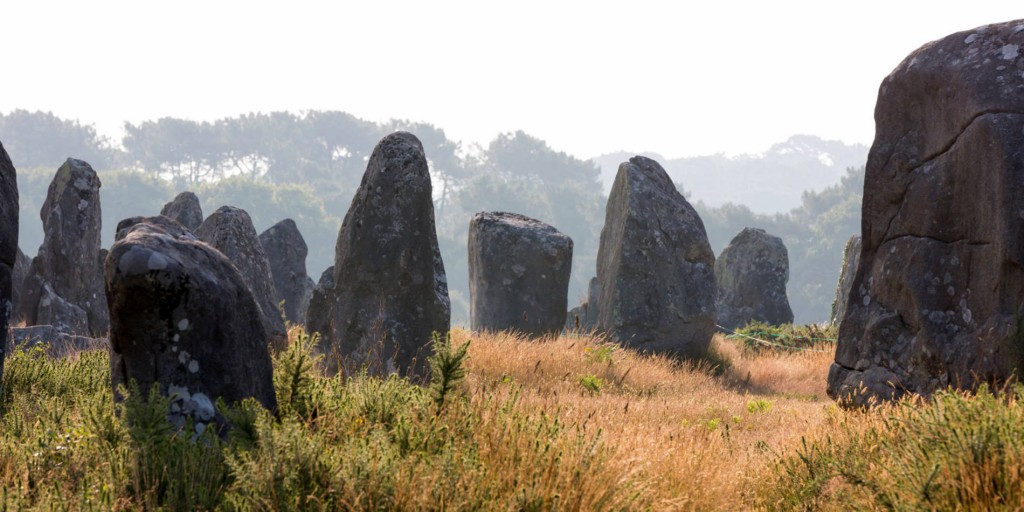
xmin=305 ymin=132 xmax=450 ymax=378
xmin=36 ymin=282 xmax=90 ymax=334
xmin=10 ymin=248 xmax=28 ymax=326
xmin=714 ymin=228 xmax=794 ymax=330
xmin=0 ymin=141 xmax=18 ymax=374
xmin=596 ymin=156 xmax=716 ymax=358
xmin=19 ymin=159 xmax=107 ymax=336
xmin=829 ymin=235 xmax=861 ymax=326
xmin=160 ymin=191 xmax=204 ymax=231
xmin=196 ymin=206 xmax=287 ymax=350
xmin=468 ymin=211 xmax=573 ymax=337
xmin=106 ymin=216 xmax=277 ymax=431
xmin=566 ymin=277 xmax=601 ymax=331
xmin=259 ymin=219 xmax=314 ymax=324
xmin=828 ymin=20 xmax=1024 ymax=405
xmin=305 ymin=266 xmax=334 ymax=346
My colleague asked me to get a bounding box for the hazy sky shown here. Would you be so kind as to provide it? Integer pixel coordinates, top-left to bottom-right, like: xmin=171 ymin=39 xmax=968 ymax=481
xmin=3 ymin=1 xmax=1021 ymax=159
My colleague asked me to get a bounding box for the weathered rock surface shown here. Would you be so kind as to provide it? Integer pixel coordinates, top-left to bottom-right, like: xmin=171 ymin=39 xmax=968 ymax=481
xmin=160 ymin=191 xmax=204 ymax=231
xmin=468 ymin=211 xmax=573 ymax=336
xmin=18 ymin=158 xmax=106 ymax=336
xmin=9 ymin=325 xmax=108 ymax=357
xmin=304 ymin=266 xmax=334 ymax=346
xmin=10 ymin=247 xmax=28 ymax=320
xmin=828 ymin=20 xmax=1024 ymax=405
xmin=566 ymin=277 xmax=601 ymax=331
xmin=259 ymin=219 xmax=314 ymax=324
xmin=714 ymin=227 xmax=793 ymax=330
xmin=596 ymin=156 xmax=716 ymax=358
xmin=305 ymin=132 xmax=450 ymax=378
xmin=196 ymin=206 xmax=287 ymax=350
xmin=35 ymin=281 xmax=90 ymax=334
xmin=106 ymin=216 xmax=277 ymax=432
xmin=0 ymin=141 xmax=17 ymax=371
xmin=830 ymin=235 xmax=861 ymax=326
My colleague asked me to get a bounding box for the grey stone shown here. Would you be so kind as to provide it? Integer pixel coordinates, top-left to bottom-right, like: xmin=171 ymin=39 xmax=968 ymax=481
xmin=305 ymin=132 xmax=450 ymax=378
xmin=196 ymin=206 xmax=287 ymax=351
xmin=830 ymin=235 xmax=861 ymax=326
xmin=106 ymin=216 xmax=277 ymax=431
xmin=36 ymin=281 xmax=89 ymax=334
xmin=0 ymin=141 xmax=17 ymax=373
xmin=159 ymin=191 xmax=203 ymax=231
xmin=259 ymin=219 xmax=314 ymax=324
xmin=18 ymin=158 xmax=107 ymax=336
xmin=304 ymin=266 xmax=334 ymax=346
xmin=566 ymin=277 xmax=601 ymax=332
xmin=10 ymin=247 xmax=28 ymax=321
xmin=828 ymin=19 xmax=1024 ymax=406
xmin=468 ymin=211 xmax=573 ymax=336
xmin=596 ymin=156 xmax=716 ymax=358
xmin=714 ymin=227 xmax=793 ymax=330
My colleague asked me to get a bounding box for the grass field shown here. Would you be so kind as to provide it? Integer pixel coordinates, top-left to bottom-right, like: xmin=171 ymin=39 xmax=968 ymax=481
xmin=1 ymin=326 xmax=1022 ymax=510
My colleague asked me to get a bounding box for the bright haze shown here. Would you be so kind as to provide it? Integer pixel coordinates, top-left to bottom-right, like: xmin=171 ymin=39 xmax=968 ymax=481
xmin=2 ymin=1 xmax=1021 ymax=159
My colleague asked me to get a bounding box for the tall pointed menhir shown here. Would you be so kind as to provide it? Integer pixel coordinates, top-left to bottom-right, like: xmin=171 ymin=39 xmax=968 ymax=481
xmin=305 ymin=132 xmax=450 ymax=378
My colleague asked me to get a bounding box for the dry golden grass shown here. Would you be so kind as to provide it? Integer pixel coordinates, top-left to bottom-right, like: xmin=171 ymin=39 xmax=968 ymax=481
xmin=454 ymin=328 xmax=841 ymax=510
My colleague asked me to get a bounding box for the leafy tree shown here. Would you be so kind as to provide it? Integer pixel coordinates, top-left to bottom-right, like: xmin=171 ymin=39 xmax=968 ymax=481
xmin=99 ymin=170 xmax=176 ymax=247
xmin=486 ymin=130 xmax=601 ymax=187
xmin=0 ymin=110 xmax=116 ymax=170
xmin=216 ymin=113 xmax=280 ymax=182
xmin=693 ymin=166 xmax=864 ymax=323
xmin=123 ymin=118 xmax=221 ymax=185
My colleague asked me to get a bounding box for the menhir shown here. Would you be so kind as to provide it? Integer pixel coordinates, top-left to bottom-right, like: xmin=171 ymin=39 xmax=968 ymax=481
xmin=106 ymin=216 xmax=277 ymax=434
xmin=305 ymin=132 xmax=450 ymax=378
xmin=18 ymin=159 xmax=107 ymax=336
xmin=828 ymin=19 xmax=1024 ymax=406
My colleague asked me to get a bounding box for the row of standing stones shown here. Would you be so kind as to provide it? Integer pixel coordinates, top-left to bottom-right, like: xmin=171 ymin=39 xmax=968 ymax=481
xmin=2 ymin=18 xmax=1022 ymax=426
xmin=0 ymin=129 xmax=794 ymax=433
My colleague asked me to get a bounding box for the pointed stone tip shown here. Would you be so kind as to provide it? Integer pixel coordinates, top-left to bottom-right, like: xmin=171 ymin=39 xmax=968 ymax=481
xmin=617 ymin=154 xmax=674 ymax=192
xmin=628 ymin=155 xmax=659 ymax=168
xmin=63 ymin=158 xmax=94 ymax=172
xmin=383 ymin=130 xmax=423 ymax=147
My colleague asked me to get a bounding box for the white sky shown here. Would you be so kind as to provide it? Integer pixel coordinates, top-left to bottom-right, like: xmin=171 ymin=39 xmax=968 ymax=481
xmin=2 ymin=1 xmax=1021 ymax=159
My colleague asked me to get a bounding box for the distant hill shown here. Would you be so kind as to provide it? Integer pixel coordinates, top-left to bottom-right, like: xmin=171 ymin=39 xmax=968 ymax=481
xmin=592 ymin=135 xmax=868 ymax=214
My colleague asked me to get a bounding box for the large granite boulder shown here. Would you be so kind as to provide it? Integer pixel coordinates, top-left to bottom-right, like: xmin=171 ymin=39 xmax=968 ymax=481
xmin=0 ymin=142 xmax=17 ymax=371
xmin=828 ymin=20 xmax=1024 ymax=405
xmin=468 ymin=211 xmax=573 ymax=336
xmin=106 ymin=216 xmax=277 ymax=432
xmin=196 ymin=206 xmax=287 ymax=350
xmin=160 ymin=191 xmax=203 ymax=231
xmin=830 ymin=235 xmax=861 ymax=326
xmin=596 ymin=156 xmax=716 ymax=358
xmin=714 ymin=228 xmax=793 ymax=330
xmin=259 ymin=219 xmax=314 ymax=324
xmin=305 ymin=132 xmax=450 ymax=378
xmin=18 ymin=158 xmax=106 ymax=336
xmin=566 ymin=277 xmax=601 ymax=332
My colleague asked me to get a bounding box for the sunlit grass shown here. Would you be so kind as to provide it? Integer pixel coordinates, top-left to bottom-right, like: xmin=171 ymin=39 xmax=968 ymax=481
xmin=1 ymin=325 xmax=1022 ymax=510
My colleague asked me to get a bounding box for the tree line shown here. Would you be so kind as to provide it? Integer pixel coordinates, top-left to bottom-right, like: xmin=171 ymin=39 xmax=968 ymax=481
xmin=1 ymin=109 xmax=860 ymax=324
